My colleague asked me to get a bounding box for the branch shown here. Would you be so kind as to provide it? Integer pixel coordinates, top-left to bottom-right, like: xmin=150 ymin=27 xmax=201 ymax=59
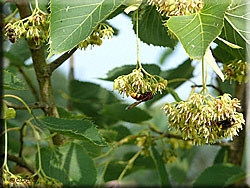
xmin=18 ymin=66 xmax=40 ymax=101
xmin=192 ymin=84 xmax=224 ymax=95
xmin=19 ymin=123 xmax=26 ymax=157
xmin=149 ymin=127 xmax=231 ymax=147
xmin=16 ymin=0 xmax=65 ymax=145
xmin=49 ymin=47 xmax=77 ymax=74
xmin=0 ymin=154 xmax=35 ymax=174
xmin=4 ymin=100 xmax=45 ymax=110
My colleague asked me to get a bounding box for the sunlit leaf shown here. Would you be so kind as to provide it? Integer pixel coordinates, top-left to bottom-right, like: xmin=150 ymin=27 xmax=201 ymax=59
xmin=204 ymin=48 xmax=225 ymax=81
xmin=216 ymin=0 xmax=250 ymax=61
xmin=49 ymin=0 xmax=125 ymax=54
xmin=166 ymin=0 xmax=231 ymax=59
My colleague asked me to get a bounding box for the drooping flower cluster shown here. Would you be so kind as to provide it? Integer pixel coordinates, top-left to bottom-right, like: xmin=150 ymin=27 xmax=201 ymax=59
xmin=78 ymin=23 xmax=114 ymax=50
xmin=147 ymin=0 xmax=204 ymax=16
xmin=2 ymin=171 xmax=31 ymax=188
xmin=4 ymin=8 xmax=49 ymax=45
xmin=113 ymin=68 xmax=168 ymax=97
xmin=223 ymin=60 xmax=248 ymax=83
xmin=162 ymin=93 xmax=244 ymax=144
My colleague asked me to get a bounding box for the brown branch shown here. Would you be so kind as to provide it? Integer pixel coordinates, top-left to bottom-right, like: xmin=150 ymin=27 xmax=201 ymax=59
xmin=0 ymin=154 xmax=35 ymax=174
xmin=48 ymin=47 xmax=77 ymax=74
xmin=149 ymin=127 xmax=231 ymax=147
xmin=4 ymin=100 xmax=45 ymax=110
xmin=18 ymin=66 xmax=40 ymax=101
xmin=15 ymin=0 xmax=65 ymax=145
xmin=192 ymin=84 xmax=224 ymax=95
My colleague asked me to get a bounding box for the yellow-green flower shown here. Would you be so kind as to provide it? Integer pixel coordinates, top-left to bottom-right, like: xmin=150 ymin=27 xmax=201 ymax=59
xmin=148 ymin=0 xmax=204 ymax=16
xmin=113 ymin=67 xmax=168 ymax=97
xmin=162 ymin=93 xmax=245 ymax=145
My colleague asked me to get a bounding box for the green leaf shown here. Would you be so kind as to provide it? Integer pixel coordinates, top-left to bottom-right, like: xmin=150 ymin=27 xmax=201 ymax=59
xmin=111 ymin=125 xmax=131 ymax=141
xmin=217 ymin=79 xmax=236 ymax=97
xmin=3 ymin=70 xmax=24 ymax=90
xmin=166 ymin=88 xmax=182 ymax=102
xmin=99 ymin=129 xmax=118 ymax=143
xmin=69 ymin=80 xmax=119 ymax=119
xmin=38 ymin=142 xmax=97 ymax=186
xmin=216 ymin=0 xmax=250 ymax=61
xmin=166 ymin=0 xmax=231 ymax=59
xmin=57 ymin=106 xmax=88 ymax=119
xmin=102 ymin=103 xmax=152 ymax=123
xmin=213 ymin=147 xmax=228 ymax=164
xmin=102 ymin=64 xmax=161 ymax=81
xmin=133 ymin=4 xmax=177 ymax=48
xmin=49 ymin=0 xmax=125 ymax=54
xmin=193 ymin=164 xmax=244 ymax=187
xmin=4 ymin=39 xmax=31 ymax=66
xmin=80 ymin=139 xmax=102 ymax=158
xmin=212 ymin=45 xmax=235 ymax=64
xmin=34 ymin=117 xmax=107 ymax=146
xmin=150 ymin=147 xmax=171 ymax=186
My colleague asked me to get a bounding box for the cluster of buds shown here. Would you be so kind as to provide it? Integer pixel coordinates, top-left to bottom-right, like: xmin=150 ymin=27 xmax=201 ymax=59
xmin=113 ymin=67 xmax=168 ymax=97
xmin=147 ymin=0 xmax=204 ymax=16
xmin=135 ymin=134 xmax=152 ymax=156
xmin=78 ymin=23 xmax=114 ymax=50
xmin=2 ymin=171 xmax=31 ymax=188
xmin=4 ymin=8 xmax=49 ymax=45
xmin=162 ymin=93 xmax=245 ymax=145
xmin=223 ymin=60 xmax=248 ymax=83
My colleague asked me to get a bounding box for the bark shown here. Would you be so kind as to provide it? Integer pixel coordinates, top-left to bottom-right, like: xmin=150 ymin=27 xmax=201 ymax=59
xmin=228 ymin=82 xmax=246 ymax=167
xmin=15 ymin=0 xmax=65 ymax=145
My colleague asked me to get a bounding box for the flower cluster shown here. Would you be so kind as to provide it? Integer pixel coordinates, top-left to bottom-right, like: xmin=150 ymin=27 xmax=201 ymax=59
xmin=78 ymin=23 xmax=114 ymax=50
xmin=4 ymin=8 xmax=49 ymax=45
xmin=223 ymin=60 xmax=248 ymax=83
xmin=162 ymin=93 xmax=244 ymax=145
xmin=113 ymin=68 xmax=168 ymax=97
xmin=2 ymin=172 xmax=31 ymax=188
xmin=147 ymin=0 xmax=204 ymax=16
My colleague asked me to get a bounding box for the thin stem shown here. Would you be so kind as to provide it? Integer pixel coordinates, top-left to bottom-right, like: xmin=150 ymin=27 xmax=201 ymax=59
xmin=136 ymin=9 xmax=142 ymax=69
xmin=167 ymin=78 xmax=196 ymax=85
xmin=4 ymin=100 xmax=45 ymax=110
xmin=3 ymin=94 xmax=32 ymax=115
xmin=35 ymin=0 xmax=39 ymax=9
xmin=202 ymin=57 xmax=206 ymax=95
xmin=4 ymin=8 xmax=18 ymax=22
xmin=2 ymin=120 xmax=9 ymax=171
xmin=97 ymin=147 xmax=118 ymax=186
xmin=117 ymin=150 xmax=142 ymax=182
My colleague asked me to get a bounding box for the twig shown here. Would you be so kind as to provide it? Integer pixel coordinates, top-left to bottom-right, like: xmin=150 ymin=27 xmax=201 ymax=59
xmin=191 ymin=84 xmax=223 ymax=95
xmin=0 ymin=154 xmax=35 ymax=174
xmin=4 ymin=100 xmax=45 ymax=110
xmin=149 ymin=127 xmax=231 ymax=147
xmin=19 ymin=123 xmax=27 ymax=157
xmin=18 ymin=66 xmax=40 ymax=101
xmin=48 ymin=47 xmax=77 ymax=74
xmin=67 ymin=54 xmax=74 ymax=111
